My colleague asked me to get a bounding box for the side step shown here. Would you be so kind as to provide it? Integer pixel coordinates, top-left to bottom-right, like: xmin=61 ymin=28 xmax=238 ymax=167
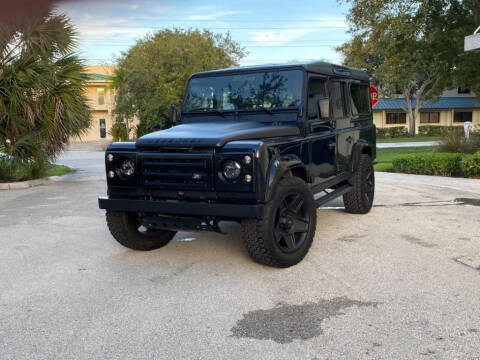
xmin=315 ymin=184 xmax=352 ymax=208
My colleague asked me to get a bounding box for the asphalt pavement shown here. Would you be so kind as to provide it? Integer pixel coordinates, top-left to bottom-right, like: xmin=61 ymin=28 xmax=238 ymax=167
xmin=1 ymin=149 xmax=480 ymax=359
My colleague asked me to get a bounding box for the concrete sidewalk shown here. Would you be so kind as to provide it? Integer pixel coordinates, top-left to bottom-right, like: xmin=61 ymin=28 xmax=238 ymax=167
xmin=377 ymin=141 xmax=439 ymax=148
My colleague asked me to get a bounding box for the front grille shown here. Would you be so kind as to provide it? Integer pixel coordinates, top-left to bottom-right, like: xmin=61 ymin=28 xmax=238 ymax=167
xmin=140 ymin=150 xmax=213 ymax=190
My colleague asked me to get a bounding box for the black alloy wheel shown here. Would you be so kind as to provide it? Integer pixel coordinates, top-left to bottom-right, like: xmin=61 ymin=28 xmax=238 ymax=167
xmin=274 ymin=192 xmax=310 ymax=253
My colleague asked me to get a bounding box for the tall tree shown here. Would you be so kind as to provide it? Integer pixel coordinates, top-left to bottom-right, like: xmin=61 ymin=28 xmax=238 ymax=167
xmin=0 ymin=12 xmax=90 ymax=174
xmin=337 ymin=0 xmax=478 ymax=136
xmin=112 ymin=29 xmax=246 ymax=139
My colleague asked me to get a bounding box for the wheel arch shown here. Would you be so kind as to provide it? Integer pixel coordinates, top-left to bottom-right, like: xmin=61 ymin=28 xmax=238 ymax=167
xmin=265 ymin=156 xmax=308 ymax=202
xmin=351 ymin=141 xmax=373 ymax=173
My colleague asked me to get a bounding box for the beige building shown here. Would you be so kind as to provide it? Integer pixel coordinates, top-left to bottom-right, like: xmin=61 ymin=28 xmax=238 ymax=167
xmin=373 ymin=88 xmax=480 ymax=134
xmin=73 ymin=65 xmax=116 ymax=142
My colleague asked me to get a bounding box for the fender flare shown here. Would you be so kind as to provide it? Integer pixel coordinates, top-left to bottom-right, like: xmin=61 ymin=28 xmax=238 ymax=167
xmin=265 ymin=155 xmax=307 ymax=202
xmin=351 ymin=141 xmax=372 ymax=173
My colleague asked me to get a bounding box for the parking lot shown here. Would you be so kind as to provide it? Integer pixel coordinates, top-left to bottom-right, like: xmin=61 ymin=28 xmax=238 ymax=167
xmin=1 ymin=149 xmax=480 ymax=359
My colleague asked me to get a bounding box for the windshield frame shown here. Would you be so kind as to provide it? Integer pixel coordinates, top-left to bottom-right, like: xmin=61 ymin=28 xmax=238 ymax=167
xmin=181 ymin=67 xmax=306 ymax=116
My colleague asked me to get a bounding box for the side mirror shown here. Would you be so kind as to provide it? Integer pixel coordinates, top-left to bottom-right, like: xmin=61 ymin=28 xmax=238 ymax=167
xmin=169 ymin=104 xmax=177 ymax=126
xmin=317 ymin=97 xmax=330 ymax=119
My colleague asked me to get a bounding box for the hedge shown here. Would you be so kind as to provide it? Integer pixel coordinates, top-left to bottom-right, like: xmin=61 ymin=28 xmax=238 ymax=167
xmin=391 ymin=153 xmax=464 ymax=177
xmin=376 ymin=126 xmax=408 ymax=138
xmin=462 ymin=151 xmax=480 ymax=177
xmin=418 ymin=125 xmax=480 ymax=137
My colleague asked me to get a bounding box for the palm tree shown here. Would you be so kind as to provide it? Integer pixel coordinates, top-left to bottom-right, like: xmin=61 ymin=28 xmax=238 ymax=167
xmin=0 ymin=13 xmax=90 ymax=178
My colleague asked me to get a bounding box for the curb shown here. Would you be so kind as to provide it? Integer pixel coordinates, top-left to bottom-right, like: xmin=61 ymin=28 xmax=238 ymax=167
xmin=0 ymin=176 xmax=63 ymax=191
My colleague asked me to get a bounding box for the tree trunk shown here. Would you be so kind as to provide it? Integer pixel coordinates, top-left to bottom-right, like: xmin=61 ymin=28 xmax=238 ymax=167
xmin=405 ymin=96 xmax=415 ymax=137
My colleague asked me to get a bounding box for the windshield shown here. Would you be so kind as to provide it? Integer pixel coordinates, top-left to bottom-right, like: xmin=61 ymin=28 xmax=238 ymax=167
xmin=183 ymin=69 xmax=303 ymax=113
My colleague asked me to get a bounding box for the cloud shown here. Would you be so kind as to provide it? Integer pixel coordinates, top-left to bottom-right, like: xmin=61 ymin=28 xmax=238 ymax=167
xmin=187 ymin=10 xmax=239 ymax=21
xmin=249 ymin=16 xmax=347 ymax=46
xmin=250 ymin=28 xmax=311 ymax=46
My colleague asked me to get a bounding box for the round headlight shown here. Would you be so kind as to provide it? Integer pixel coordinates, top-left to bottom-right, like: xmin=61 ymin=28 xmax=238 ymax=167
xmin=119 ymin=159 xmax=135 ymax=177
xmin=222 ymin=160 xmax=241 ymax=180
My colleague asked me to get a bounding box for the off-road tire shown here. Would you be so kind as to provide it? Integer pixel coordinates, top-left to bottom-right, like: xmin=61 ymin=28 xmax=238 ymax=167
xmin=242 ymin=176 xmax=317 ymax=268
xmin=106 ymin=211 xmax=176 ymax=250
xmin=343 ymin=154 xmax=375 ymax=214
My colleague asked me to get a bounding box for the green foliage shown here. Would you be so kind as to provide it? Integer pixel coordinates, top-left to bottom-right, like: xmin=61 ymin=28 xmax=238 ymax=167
xmin=112 ymin=29 xmax=246 ymax=137
xmin=392 ymin=153 xmax=464 ymax=177
xmin=462 ymin=151 xmax=480 ymax=177
xmin=0 ymin=158 xmax=46 ymax=181
xmin=418 ymin=125 xmax=451 ymax=137
xmin=437 ymin=127 xmax=480 ymax=154
xmin=376 ymin=126 xmax=408 ymax=138
xmin=109 ymin=121 xmax=130 ymax=142
xmin=337 ymin=0 xmax=480 ymax=135
xmin=374 ymin=146 xmax=435 ymax=172
xmin=0 ymin=12 xmax=90 ymax=180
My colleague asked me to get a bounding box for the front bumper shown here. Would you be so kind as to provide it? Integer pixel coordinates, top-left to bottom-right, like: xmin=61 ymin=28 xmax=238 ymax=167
xmin=98 ymin=196 xmax=264 ymax=219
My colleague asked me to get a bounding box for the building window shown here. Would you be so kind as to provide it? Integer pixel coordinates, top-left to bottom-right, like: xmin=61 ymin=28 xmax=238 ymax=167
xmin=454 ymin=111 xmax=472 ymax=123
xmin=97 ymin=88 xmax=105 ymax=105
xmin=420 ymin=112 xmax=440 ymax=124
xmin=386 ymin=112 xmax=406 ymax=124
xmin=458 ymin=88 xmax=471 ymax=94
xmin=99 ymin=118 xmax=106 ymax=138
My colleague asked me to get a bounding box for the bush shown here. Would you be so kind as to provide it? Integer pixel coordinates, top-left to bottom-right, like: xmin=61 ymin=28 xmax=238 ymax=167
xmin=392 ymin=153 xmax=464 ymax=177
xmin=110 ymin=122 xmax=129 ymax=141
xmin=376 ymin=126 xmax=408 ymax=138
xmin=462 ymin=151 xmax=480 ymax=177
xmin=437 ymin=127 xmax=480 ymax=154
xmin=0 ymin=159 xmax=46 ymax=182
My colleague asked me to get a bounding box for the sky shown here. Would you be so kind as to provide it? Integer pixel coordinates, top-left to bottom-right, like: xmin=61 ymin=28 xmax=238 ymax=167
xmin=55 ymin=0 xmax=352 ymax=67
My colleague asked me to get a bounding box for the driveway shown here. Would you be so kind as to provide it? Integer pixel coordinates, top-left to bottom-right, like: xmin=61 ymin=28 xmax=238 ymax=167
xmin=1 ymin=150 xmax=480 ymax=359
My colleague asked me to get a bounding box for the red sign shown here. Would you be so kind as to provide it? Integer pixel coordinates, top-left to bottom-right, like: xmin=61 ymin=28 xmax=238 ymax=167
xmin=370 ymin=85 xmax=378 ymax=108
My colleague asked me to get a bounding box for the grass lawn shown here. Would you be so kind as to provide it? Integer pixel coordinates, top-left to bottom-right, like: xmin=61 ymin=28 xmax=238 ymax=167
xmin=0 ymin=162 xmax=73 ymax=182
xmin=374 ymin=146 xmax=436 ymax=172
xmin=45 ymin=164 xmax=74 ymax=177
xmin=377 ymin=136 xmax=440 ymax=143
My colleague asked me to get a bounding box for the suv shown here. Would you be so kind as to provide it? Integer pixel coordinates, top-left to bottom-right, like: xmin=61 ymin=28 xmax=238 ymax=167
xmin=98 ymin=61 xmax=376 ymax=268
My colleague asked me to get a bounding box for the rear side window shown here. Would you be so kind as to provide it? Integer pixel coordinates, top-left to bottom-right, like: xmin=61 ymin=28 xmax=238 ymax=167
xmin=330 ymin=81 xmax=345 ymax=119
xmin=350 ymin=84 xmax=371 ymax=115
xmin=307 ymin=78 xmax=326 ymax=120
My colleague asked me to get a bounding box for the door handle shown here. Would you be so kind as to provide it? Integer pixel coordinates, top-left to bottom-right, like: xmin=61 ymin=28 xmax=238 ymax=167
xmin=328 ymin=142 xmax=336 ymax=149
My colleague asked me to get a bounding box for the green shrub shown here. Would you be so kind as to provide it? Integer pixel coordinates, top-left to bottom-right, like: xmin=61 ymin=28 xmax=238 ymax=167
xmin=418 ymin=125 xmax=464 ymax=137
xmin=392 ymin=153 xmax=464 ymax=177
xmin=462 ymin=151 xmax=480 ymax=177
xmin=437 ymin=127 xmax=480 ymax=154
xmin=0 ymin=159 xmax=46 ymax=182
xmin=110 ymin=122 xmax=129 ymax=141
xmin=376 ymin=126 xmax=408 ymax=138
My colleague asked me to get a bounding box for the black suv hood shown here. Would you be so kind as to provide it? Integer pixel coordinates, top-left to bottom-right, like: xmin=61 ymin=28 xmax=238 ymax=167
xmin=136 ymin=121 xmax=300 ymax=148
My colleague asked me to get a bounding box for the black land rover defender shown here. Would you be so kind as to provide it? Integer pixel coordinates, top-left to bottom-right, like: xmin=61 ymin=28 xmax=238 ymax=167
xmin=98 ymin=61 xmax=376 ymax=268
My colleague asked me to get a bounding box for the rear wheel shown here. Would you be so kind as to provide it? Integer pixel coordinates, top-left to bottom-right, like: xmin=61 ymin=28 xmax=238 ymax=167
xmin=106 ymin=211 xmax=176 ymax=250
xmin=242 ymin=176 xmax=317 ymax=268
xmin=343 ymin=154 xmax=375 ymax=214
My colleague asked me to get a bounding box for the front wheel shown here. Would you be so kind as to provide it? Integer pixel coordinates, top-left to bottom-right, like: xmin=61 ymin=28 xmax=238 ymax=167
xmin=343 ymin=154 xmax=375 ymax=214
xmin=106 ymin=211 xmax=176 ymax=250
xmin=242 ymin=176 xmax=317 ymax=268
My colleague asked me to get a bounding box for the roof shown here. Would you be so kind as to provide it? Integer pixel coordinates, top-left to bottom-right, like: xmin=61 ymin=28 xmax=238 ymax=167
xmin=86 ymin=73 xmax=112 ymax=82
xmin=373 ymin=97 xmax=480 ymax=110
xmin=191 ymin=61 xmax=369 ymax=81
